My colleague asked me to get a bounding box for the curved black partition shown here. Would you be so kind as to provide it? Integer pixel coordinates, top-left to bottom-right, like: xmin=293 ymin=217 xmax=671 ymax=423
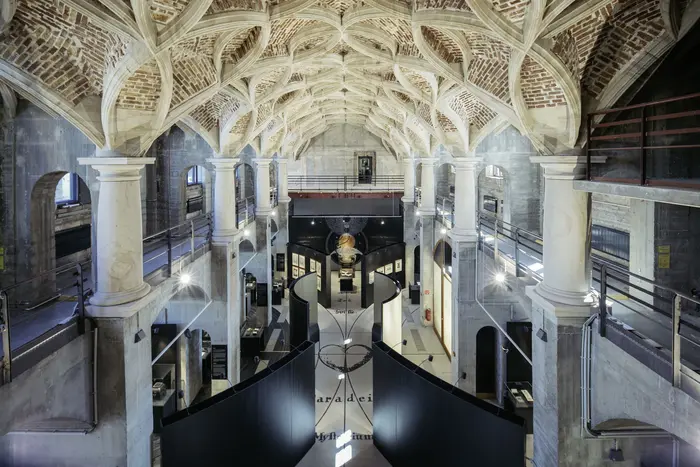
xmin=373 ymin=340 xmax=526 ymax=467
xmin=160 ymin=341 xmax=315 ymax=467
xmin=289 ymin=272 xmax=320 ymax=348
xmin=371 ymin=273 xmax=402 ymax=346
xmin=361 ymin=242 xmax=405 ymax=307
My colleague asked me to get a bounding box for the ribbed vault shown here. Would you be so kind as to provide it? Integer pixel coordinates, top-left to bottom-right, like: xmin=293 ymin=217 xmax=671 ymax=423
xmin=0 ymin=0 xmax=696 ymax=158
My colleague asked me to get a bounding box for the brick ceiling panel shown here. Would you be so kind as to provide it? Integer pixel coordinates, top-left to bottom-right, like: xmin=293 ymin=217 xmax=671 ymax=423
xmin=421 ymin=26 xmax=463 ymax=63
xmin=520 ymin=55 xmax=566 ymax=108
xmin=207 ymin=0 xmax=259 ymax=14
xmin=468 ymin=55 xmax=511 ymax=103
xmin=415 ymin=0 xmax=470 ymax=11
xmin=580 ymin=0 xmax=665 ymax=98
xmin=171 ymin=56 xmax=217 ymax=107
xmin=491 ymin=0 xmax=530 ymax=23
xmin=116 ymin=59 xmax=162 ymax=112
xmin=150 ymin=0 xmax=190 ymax=26
xmin=221 ymin=27 xmax=260 ymax=64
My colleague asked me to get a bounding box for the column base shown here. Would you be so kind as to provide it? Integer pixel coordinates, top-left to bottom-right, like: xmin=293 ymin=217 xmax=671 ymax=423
xmin=89 ymin=282 xmax=151 ymax=308
xmin=401 ymin=196 xmax=415 ymax=204
xmin=256 ymin=207 xmax=273 ymax=217
xmin=527 ymin=284 xmax=593 ymax=321
xmin=418 ymin=207 xmax=435 ymax=216
xmin=449 ymin=229 xmax=478 ymax=243
xmin=278 ymin=196 xmax=292 ymax=204
xmin=212 ymin=229 xmax=238 ymax=243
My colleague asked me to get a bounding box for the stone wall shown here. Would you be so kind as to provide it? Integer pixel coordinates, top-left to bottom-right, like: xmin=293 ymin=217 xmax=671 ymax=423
xmin=288 ymin=124 xmax=400 ymax=177
xmin=473 ymin=126 xmax=542 ymax=233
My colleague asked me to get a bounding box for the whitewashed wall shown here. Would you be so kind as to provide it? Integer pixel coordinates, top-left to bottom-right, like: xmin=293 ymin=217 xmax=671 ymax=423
xmin=288 ymin=124 xmax=400 ymax=176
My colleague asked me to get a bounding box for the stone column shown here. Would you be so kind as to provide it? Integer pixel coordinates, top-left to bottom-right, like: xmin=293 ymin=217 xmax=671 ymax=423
xmin=451 ymin=158 xmax=481 ymax=239
xmin=78 ymin=155 xmax=154 ymax=307
xmin=277 ymin=158 xmax=291 ymax=203
xmin=208 ymin=158 xmax=238 ymax=242
xmin=255 ymin=158 xmax=272 ymax=215
xmin=401 ymin=157 xmax=415 ymax=203
xmin=418 ymin=157 xmax=437 ymax=215
xmin=527 ymin=155 xmax=609 ymax=466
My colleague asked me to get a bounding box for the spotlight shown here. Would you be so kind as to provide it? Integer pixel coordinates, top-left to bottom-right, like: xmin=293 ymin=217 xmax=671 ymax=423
xmin=391 ymin=339 xmax=408 ymax=349
xmin=271 ymin=210 xmax=276 ymax=216
xmin=180 ymin=273 xmax=192 ymax=285
xmin=609 ymin=440 xmax=624 ymax=462
xmin=243 ymin=229 xmax=250 ymax=236
xmin=343 ymin=338 xmax=352 ymax=345
xmin=338 ymin=373 xmax=346 ymax=380
xmin=380 ymin=220 xmax=385 ymax=225
xmin=494 ymin=272 xmax=506 ymax=283
xmin=134 ymin=329 xmax=146 ymax=343
xmin=184 ymin=328 xmax=192 ymax=339
xmin=441 ymin=228 xmax=447 ymax=234
xmin=415 ymin=355 xmax=434 ymax=370
xmin=311 ymin=220 xmax=315 ymax=225
xmin=536 ymin=328 xmax=548 ymax=342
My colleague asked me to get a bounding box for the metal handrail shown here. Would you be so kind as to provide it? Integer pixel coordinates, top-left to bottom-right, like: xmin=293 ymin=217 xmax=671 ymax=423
xmin=1 ymin=262 xmax=87 ymax=385
xmin=288 ymin=175 xmax=404 ymax=192
xmin=477 ymin=210 xmax=700 ymax=390
xmin=585 ymin=92 xmax=700 ymax=187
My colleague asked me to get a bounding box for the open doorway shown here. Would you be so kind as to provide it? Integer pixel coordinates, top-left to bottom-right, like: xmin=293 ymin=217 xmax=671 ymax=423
xmin=475 ymin=326 xmax=497 ymax=399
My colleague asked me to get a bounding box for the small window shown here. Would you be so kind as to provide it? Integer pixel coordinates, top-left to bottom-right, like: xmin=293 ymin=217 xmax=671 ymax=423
xmin=187 ymin=166 xmax=203 ymax=186
xmin=486 ymin=165 xmax=504 ymax=179
xmin=55 ymin=173 xmax=78 ymax=205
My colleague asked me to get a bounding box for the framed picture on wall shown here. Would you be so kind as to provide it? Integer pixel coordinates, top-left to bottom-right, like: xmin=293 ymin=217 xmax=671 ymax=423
xmin=316 ymin=261 xmax=322 ymax=277
xmin=298 ymin=255 xmax=306 ymax=268
xmin=368 ymin=271 xmax=375 ymax=284
xmin=316 ymin=275 xmax=322 ymax=291
xmin=299 ymin=268 xmax=305 ymax=276
xmin=395 ymin=259 xmax=402 ymax=272
xmin=385 ymin=263 xmax=393 ymax=274
xmin=310 ymin=261 xmax=316 ymax=272
xmin=376 ymin=266 xmax=384 ymax=274
xmin=292 ymin=266 xmax=299 ymax=279
xmin=292 ymin=253 xmax=299 ymax=267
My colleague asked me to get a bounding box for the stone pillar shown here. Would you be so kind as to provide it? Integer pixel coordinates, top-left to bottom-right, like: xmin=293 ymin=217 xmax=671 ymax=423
xmin=78 ymin=155 xmax=154 ymax=307
xmin=527 ymin=155 xmax=609 ymax=466
xmin=452 ymin=158 xmax=481 ymax=239
xmin=255 ymin=158 xmax=272 ymax=215
xmin=628 ymin=199 xmax=655 ymax=303
xmin=418 ymin=157 xmax=437 ymax=214
xmin=277 ymin=158 xmax=291 ymax=203
xmin=419 ymin=215 xmax=434 ymax=324
xmin=401 ymin=157 xmax=415 ymax=203
xmin=208 ymin=158 xmax=238 ymax=241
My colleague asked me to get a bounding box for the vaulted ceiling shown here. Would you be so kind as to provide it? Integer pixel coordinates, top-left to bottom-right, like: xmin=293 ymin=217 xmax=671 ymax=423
xmin=0 ymin=0 xmax=697 ymax=159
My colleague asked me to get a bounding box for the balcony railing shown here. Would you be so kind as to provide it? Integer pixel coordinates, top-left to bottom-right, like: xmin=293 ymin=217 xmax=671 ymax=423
xmin=477 ymin=211 xmax=700 ymax=391
xmin=288 ymin=175 xmax=404 ymax=193
xmin=586 ymin=92 xmax=700 ymax=189
xmin=237 ymin=195 xmax=256 ymax=228
xmin=0 ymin=212 xmax=213 ymax=386
xmin=435 ymin=195 xmax=454 ymax=228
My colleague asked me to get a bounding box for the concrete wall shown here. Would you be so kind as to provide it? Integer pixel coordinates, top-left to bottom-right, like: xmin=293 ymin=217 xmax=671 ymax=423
xmin=288 ymin=124 xmax=400 ymax=177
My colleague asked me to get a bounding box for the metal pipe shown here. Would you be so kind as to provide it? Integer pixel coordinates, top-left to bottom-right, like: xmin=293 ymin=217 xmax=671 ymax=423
xmin=1 ymin=291 xmax=11 ymax=384
xmin=581 ymin=314 xmax=669 ymax=438
xmin=91 ymin=326 xmax=98 ymax=430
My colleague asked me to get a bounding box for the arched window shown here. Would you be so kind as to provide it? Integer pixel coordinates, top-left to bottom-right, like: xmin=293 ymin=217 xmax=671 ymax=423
xmin=55 ymin=173 xmax=78 ymax=205
xmin=187 ymin=166 xmax=203 ymax=186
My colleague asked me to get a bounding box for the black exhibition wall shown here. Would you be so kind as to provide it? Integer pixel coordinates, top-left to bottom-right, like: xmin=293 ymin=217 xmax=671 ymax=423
xmin=373 ymin=341 xmax=526 ymax=467
xmin=289 ymin=273 xmax=320 ymax=348
xmin=361 ymin=242 xmax=406 ymax=308
xmin=288 ymin=216 xmax=404 ymax=254
xmin=371 ymin=273 xmax=402 ymax=343
xmin=160 ymin=341 xmax=315 ymax=467
xmin=287 ymin=243 xmax=331 ymax=308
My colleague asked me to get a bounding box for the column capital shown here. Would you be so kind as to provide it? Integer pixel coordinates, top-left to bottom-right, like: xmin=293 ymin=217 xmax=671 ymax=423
xmin=452 ymin=157 xmax=482 ymax=169
xmin=419 ymin=157 xmax=439 ymax=165
xmin=78 ymin=157 xmax=154 ymax=180
xmin=530 ymin=155 xmax=606 ymax=180
xmin=207 ymin=157 xmax=239 ymax=169
xmin=253 ymin=158 xmax=273 ymax=167
xmin=526 ymin=285 xmax=594 ymax=324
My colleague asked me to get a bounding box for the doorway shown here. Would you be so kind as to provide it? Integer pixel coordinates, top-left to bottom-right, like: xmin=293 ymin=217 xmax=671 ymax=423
xmin=475 ymin=326 xmax=497 ymax=399
xmin=358 ymin=154 xmax=373 ymax=184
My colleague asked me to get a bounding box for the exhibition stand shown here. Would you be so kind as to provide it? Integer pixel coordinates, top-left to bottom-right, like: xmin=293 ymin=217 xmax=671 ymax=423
xmin=289 ymin=272 xmax=320 ymax=348
xmin=287 ymin=243 xmax=331 ymax=308
xmin=361 ymin=242 xmax=406 ymax=308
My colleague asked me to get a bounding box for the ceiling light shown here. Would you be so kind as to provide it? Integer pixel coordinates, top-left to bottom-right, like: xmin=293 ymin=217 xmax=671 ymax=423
xmin=380 ymin=220 xmax=385 ymax=225
xmin=311 ymin=220 xmax=315 ymax=225
xmin=441 ymin=228 xmax=447 ymax=234
xmin=243 ymin=229 xmax=249 ymax=236
xmin=180 ymin=273 xmax=191 ymax=285
xmin=494 ymin=272 xmax=506 ymax=283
